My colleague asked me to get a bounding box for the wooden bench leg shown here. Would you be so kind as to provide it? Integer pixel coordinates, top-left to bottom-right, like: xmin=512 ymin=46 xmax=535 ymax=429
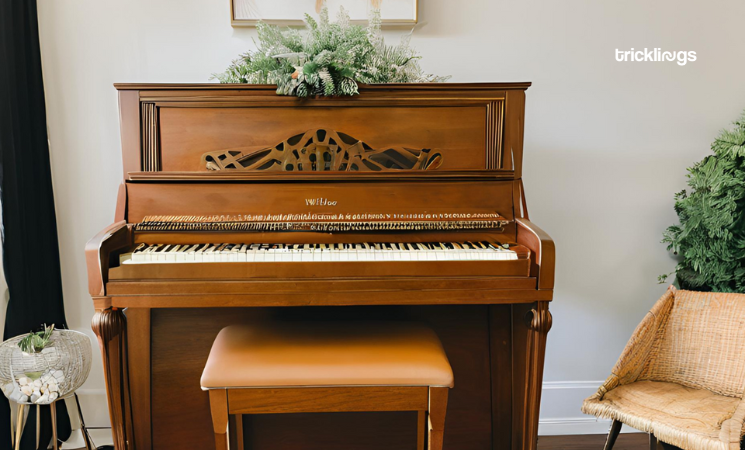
xmin=229 ymin=414 xmax=244 ymax=450
xmin=209 ymin=389 xmax=230 ymax=450
xmin=428 ymin=387 xmax=448 ymax=450
xmin=418 ymin=411 xmax=427 ymax=450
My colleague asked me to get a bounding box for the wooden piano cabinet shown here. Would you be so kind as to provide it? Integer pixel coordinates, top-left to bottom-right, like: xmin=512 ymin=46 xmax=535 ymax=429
xmin=85 ymin=83 xmax=554 ymax=450
xmin=93 ymin=303 xmax=551 ymax=450
xmin=131 ymin=305 xmax=540 ymax=450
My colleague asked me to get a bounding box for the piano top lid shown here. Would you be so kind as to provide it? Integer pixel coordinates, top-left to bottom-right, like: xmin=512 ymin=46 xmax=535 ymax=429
xmin=115 ymin=82 xmax=530 ymax=179
xmin=114 ymin=82 xmax=532 ymax=91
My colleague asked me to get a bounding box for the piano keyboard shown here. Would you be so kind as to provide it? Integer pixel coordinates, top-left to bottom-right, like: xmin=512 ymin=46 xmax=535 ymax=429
xmin=120 ymin=242 xmax=518 ymax=264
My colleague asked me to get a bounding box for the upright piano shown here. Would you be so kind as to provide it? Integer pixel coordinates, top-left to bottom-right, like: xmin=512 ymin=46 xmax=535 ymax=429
xmin=86 ymin=83 xmax=555 ymax=450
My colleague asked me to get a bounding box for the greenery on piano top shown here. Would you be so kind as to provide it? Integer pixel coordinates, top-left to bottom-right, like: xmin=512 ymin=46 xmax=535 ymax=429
xmin=661 ymin=110 xmax=745 ymax=292
xmin=212 ymin=6 xmax=448 ymax=97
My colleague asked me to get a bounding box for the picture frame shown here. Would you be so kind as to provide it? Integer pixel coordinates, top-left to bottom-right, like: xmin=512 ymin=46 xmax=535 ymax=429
xmin=230 ymin=0 xmax=418 ymax=27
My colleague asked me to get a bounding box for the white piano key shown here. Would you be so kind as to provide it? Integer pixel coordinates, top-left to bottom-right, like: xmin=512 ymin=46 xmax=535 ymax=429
xmin=121 ymin=240 xmax=518 ymax=264
xmin=204 ymin=244 xmax=217 ymax=262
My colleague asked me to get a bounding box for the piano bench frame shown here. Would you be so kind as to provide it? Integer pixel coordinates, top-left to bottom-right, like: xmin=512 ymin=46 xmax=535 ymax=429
xmin=208 ymin=386 xmax=449 ymax=450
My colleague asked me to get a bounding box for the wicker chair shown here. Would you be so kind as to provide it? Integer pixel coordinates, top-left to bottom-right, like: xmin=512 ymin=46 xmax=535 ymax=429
xmin=582 ymin=287 xmax=745 ymax=450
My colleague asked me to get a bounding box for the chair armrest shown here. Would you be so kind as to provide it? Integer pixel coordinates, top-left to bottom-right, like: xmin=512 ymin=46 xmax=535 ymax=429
xmin=719 ymin=398 xmax=745 ymax=449
xmin=85 ymin=221 xmax=131 ymax=297
xmin=596 ymin=289 xmax=676 ymax=396
xmin=516 ymin=218 xmax=555 ymax=290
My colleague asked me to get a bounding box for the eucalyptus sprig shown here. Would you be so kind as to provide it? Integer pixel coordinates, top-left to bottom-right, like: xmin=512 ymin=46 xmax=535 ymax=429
xmin=18 ymin=324 xmax=55 ymax=354
xmin=212 ymin=6 xmax=448 ymax=97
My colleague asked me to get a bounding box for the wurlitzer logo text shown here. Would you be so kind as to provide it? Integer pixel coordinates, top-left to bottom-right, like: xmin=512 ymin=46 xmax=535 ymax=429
xmin=615 ymin=48 xmax=697 ymax=66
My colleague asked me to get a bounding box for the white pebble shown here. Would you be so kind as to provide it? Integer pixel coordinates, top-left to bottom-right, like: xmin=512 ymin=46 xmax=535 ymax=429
xmin=20 ymin=386 xmax=32 ymax=396
xmin=35 ymin=393 xmax=48 ymax=404
xmin=33 ymin=379 xmax=42 ymax=388
xmin=18 ymin=377 xmax=28 ymax=386
xmin=48 ymin=392 xmax=58 ymax=401
xmin=30 ymin=394 xmax=40 ymax=403
xmin=19 ymin=394 xmax=28 ymax=403
xmin=48 ymin=383 xmax=58 ymax=393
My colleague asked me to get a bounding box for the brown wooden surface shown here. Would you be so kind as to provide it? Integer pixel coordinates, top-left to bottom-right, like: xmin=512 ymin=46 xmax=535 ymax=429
xmin=115 ymin=83 xmax=528 ymax=174
xmin=418 ymin=411 xmax=427 ymax=450
xmin=118 ymin=90 xmax=141 ymax=177
xmin=228 ymin=414 xmax=244 ymax=450
xmin=517 ymin=219 xmax=556 ymax=291
xmin=228 ymin=387 xmax=429 ymax=414
xmin=490 ymin=305 xmax=513 ymax=450
xmin=160 ymin=106 xmax=488 ymax=171
xmin=84 ymin=83 xmax=555 ymax=450
xmin=428 ymin=387 xmax=449 ymax=450
xmin=85 ymin=221 xmax=129 ymax=297
xmin=110 ymin=259 xmax=530 ymax=282
xmin=208 ymin=389 xmax=229 ymax=450
xmin=503 ymin=90 xmax=526 ymax=178
xmin=510 ymin=302 xmax=551 ymax=450
xmin=125 ymin=180 xmax=517 ymax=223
xmin=201 ymin=127 xmax=444 ymax=172
xmin=211 ymin=384 xmax=445 ymax=450
xmin=91 ymin=309 xmax=130 ymax=450
xmin=127 ymin=170 xmax=517 ymax=181
xmin=125 ymin=308 xmax=151 ymax=450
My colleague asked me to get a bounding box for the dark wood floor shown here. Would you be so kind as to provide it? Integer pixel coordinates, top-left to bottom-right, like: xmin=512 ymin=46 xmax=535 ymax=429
xmin=538 ymin=433 xmax=649 ymax=450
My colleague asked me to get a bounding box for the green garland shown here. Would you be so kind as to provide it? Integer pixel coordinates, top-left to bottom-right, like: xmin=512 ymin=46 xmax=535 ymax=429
xmin=212 ymin=7 xmax=448 ymax=97
xmin=661 ymin=111 xmax=745 ymax=292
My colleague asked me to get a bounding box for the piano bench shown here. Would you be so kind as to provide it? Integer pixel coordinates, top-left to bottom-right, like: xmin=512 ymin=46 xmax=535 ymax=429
xmin=201 ymin=322 xmax=454 ymax=450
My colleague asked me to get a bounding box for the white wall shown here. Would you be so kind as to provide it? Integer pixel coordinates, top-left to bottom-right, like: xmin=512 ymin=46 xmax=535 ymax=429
xmin=35 ymin=0 xmax=745 ymax=434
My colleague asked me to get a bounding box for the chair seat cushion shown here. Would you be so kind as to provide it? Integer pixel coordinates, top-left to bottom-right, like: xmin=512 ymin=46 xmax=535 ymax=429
xmin=583 ymin=380 xmax=740 ymax=449
xmin=200 ymin=322 xmax=454 ymax=389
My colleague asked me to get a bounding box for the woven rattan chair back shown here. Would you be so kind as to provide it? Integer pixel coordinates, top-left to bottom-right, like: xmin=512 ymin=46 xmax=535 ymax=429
xmin=638 ymin=290 xmax=745 ymax=398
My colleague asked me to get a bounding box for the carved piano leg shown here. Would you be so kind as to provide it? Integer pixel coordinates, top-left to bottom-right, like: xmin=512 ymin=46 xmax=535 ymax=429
xmin=92 ymin=307 xmax=132 ymax=450
xmin=515 ymin=302 xmax=552 ymax=450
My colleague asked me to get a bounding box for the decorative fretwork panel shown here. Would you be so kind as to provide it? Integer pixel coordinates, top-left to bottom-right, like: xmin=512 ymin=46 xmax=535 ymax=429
xmin=201 ymin=129 xmax=443 ymax=172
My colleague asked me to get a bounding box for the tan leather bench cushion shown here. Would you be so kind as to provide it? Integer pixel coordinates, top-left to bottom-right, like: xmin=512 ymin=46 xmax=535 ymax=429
xmin=201 ymin=322 xmax=454 ymax=389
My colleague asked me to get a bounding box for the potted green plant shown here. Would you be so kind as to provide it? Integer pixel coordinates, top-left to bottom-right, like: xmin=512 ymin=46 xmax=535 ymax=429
xmin=661 ymin=111 xmax=745 ymax=292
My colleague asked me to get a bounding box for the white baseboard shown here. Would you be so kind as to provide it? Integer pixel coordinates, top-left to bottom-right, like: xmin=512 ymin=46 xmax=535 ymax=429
xmin=538 ymin=380 xmax=634 ymax=436
xmin=539 ymin=417 xmax=622 ymax=436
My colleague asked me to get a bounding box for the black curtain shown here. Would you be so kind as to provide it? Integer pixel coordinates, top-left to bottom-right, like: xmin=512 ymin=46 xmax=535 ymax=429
xmin=0 ymin=1 xmax=72 ymax=448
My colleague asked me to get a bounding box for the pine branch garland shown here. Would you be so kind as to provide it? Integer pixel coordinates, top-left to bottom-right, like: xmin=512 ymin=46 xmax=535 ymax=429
xmin=212 ymin=6 xmax=449 ymax=97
